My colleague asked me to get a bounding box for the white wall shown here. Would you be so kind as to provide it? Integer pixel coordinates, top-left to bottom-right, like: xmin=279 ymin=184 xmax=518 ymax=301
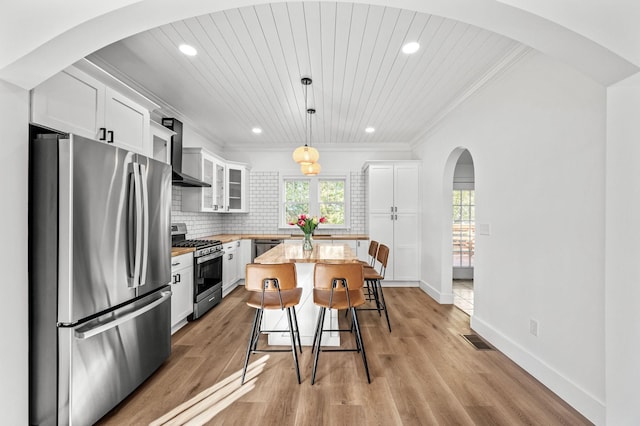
xmin=414 ymin=51 xmax=606 ymax=423
xmin=0 ymin=80 xmax=29 ymax=424
xmin=605 ymin=71 xmax=640 ymax=425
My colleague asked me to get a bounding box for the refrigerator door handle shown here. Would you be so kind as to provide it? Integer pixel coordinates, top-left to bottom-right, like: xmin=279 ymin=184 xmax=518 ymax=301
xmin=127 ymin=167 xmax=136 ymax=284
xmin=74 ymin=291 xmax=171 ymax=339
xmin=139 ymin=163 xmax=149 ymax=287
xmin=132 ymin=162 xmax=144 ymax=287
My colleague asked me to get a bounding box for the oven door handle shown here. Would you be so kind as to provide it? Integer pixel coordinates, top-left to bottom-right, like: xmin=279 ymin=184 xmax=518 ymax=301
xmin=196 ymin=251 xmax=224 ymax=264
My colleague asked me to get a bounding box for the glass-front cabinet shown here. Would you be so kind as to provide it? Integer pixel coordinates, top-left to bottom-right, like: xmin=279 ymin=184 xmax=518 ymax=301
xmin=181 ymin=148 xmax=249 ymax=213
xmin=226 ymin=162 xmax=247 ymax=212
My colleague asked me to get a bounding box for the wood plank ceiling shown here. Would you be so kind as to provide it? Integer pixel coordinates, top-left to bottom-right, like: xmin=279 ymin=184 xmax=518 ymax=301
xmin=88 ymin=2 xmax=523 ymax=149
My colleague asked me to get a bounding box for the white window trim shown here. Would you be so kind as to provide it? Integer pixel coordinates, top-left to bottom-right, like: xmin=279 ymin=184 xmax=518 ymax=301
xmin=279 ymin=173 xmax=351 ymax=230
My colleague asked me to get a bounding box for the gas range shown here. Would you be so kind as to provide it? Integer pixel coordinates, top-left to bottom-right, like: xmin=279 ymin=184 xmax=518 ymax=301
xmin=171 ymin=223 xmax=224 ymax=320
xmin=171 ymin=223 xmax=223 ymax=257
xmin=172 ymin=238 xmax=222 ymax=257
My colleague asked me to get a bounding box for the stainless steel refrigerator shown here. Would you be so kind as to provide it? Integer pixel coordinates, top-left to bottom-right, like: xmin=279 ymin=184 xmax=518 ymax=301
xmin=29 ymin=131 xmax=172 ymax=425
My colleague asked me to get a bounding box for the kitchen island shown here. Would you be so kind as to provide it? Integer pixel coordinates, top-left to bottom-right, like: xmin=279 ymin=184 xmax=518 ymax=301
xmin=254 ymin=242 xmax=360 ymax=346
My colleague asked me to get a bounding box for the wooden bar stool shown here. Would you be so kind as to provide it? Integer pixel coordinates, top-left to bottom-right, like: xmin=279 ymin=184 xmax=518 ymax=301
xmin=362 ymin=244 xmax=391 ymax=332
xmin=311 ymin=263 xmax=371 ymax=385
xmin=242 ymin=263 xmax=303 ymax=384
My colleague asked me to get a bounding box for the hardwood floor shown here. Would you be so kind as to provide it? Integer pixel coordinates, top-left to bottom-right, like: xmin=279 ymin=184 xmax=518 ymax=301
xmin=99 ymin=287 xmax=591 ymax=425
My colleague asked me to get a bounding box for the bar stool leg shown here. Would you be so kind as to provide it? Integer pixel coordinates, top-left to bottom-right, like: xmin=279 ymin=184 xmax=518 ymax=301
xmin=291 ymin=306 xmax=303 ymax=354
xmin=311 ymin=307 xmax=326 ymax=385
xmin=312 ymin=307 xmax=323 ymax=354
xmin=286 ymin=307 xmax=302 ymax=384
xmin=377 ymin=281 xmax=391 ymax=332
xmin=351 ymin=307 xmax=371 ymax=383
xmin=242 ymin=308 xmax=261 ymax=384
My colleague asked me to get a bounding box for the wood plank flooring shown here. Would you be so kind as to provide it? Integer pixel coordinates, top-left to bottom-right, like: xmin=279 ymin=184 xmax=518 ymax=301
xmin=98 ymin=287 xmax=591 ymax=425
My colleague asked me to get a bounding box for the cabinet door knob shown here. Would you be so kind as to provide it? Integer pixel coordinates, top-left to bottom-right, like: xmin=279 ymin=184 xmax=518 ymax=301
xmin=107 ymin=130 xmax=114 ymax=143
xmin=98 ymin=128 xmax=107 ymax=141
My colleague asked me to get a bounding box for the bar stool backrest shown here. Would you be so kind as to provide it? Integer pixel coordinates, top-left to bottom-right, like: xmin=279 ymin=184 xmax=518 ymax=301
xmin=314 ymin=263 xmax=364 ymax=292
xmin=376 ymin=244 xmax=390 ymax=277
xmin=245 ymin=263 xmax=297 ymax=291
xmin=245 ymin=263 xmax=298 ymax=309
xmin=367 ymin=240 xmax=379 ymax=266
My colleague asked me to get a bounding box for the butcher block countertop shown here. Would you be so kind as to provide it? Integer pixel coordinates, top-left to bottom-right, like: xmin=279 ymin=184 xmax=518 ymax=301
xmin=254 ymin=243 xmax=359 ymax=264
xmin=204 ymin=234 xmax=369 ymax=244
xmin=171 ymin=247 xmax=195 ymax=257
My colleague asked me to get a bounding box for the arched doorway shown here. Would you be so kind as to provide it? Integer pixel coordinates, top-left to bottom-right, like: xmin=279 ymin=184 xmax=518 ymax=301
xmin=451 ymin=150 xmax=475 ymax=315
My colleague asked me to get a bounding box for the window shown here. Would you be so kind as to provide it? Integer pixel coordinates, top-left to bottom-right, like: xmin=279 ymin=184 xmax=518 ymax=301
xmin=281 ymin=175 xmax=349 ymax=228
xmin=452 ymin=189 xmax=475 ymax=267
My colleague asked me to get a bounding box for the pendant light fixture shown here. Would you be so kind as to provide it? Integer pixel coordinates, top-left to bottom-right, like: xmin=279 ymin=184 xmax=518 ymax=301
xmin=292 ymin=77 xmax=320 ymax=168
xmin=301 ymin=108 xmax=321 ymax=175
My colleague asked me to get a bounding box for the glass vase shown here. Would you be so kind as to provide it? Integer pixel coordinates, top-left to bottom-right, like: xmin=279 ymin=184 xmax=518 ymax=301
xmin=303 ymin=232 xmax=313 ymax=251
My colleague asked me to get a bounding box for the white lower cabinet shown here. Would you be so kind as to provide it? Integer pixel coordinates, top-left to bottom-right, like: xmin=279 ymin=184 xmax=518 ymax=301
xmin=237 ymin=239 xmax=252 ymax=280
xmin=222 ymin=242 xmax=239 ymax=297
xmin=170 ymin=253 xmax=194 ymax=334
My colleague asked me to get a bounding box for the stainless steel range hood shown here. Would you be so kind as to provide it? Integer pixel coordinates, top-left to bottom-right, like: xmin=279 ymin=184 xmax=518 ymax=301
xmin=161 ymin=118 xmax=211 ymax=187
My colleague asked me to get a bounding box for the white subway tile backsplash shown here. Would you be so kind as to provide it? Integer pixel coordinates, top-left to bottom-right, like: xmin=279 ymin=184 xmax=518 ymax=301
xmin=171 ymin=170 xmax=366 ymax=236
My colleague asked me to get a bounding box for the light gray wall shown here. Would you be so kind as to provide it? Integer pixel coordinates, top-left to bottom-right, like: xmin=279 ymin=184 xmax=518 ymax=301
xmin=414 ymin=51 xmax=606 ymax=423
xmin=605 ymin=71 xmax=640 ymax=425
xmin=0 ymin=80 xmax=29 ymax=424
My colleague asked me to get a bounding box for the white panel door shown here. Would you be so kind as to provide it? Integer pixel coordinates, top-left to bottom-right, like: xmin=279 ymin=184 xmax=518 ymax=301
xmin=393 ymin=212 xmax=419 ymax=280
xmin=368 ymin=164 xmax=394 ymax=214
xmin=393 ymin=163 xmax=420 ymax=280
xmin=31 ymin=67 xmax=104 ymax=139
xmin=394 ymin=163 xmax=420 ymax=213
xmin=104 ymin=87 xmax=150 ymax=155
xmin=369 ymin=213 xmax=395 ymax=279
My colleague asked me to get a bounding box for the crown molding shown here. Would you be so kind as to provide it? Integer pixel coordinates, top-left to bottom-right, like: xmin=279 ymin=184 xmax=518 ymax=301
xmin=223 ymin=142 xmax=414 ymax=153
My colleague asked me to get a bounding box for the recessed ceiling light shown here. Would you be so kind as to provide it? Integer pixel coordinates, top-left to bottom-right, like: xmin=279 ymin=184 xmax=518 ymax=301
xmin=402 ymin=41 xmax=420 ymax=55
xmin=179 ymin=44 xmax=197 ymax=56
xmin=365 ymin=127 xmax=375 ymax=133
xmin=252 ymin=127 xmax=262 ymax=134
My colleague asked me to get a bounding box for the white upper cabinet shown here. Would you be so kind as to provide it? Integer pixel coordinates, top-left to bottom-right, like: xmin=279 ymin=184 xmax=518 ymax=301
xmin=364 ymin=161 xmax=420 ymax=281
xmin=150 ymin=120 xmax=174 ymax=164
xmin=103 ymin=87 xmax=150 ymax=154
xmin=225 ymin=162 xmax=248 ymax=213
xmin=181 ymin=150 xmax=249 ymax=213
xmin=31 ymin=62 xmax=156 ymax=156
xmin=181 ymin=148 xmax=218 ymax=212
xmin=31 ymin=67 xmax=104 ymax=138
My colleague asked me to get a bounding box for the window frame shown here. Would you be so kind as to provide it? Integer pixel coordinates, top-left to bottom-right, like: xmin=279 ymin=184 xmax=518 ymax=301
xmin=279 ymin=173 xmax=351 ymax=230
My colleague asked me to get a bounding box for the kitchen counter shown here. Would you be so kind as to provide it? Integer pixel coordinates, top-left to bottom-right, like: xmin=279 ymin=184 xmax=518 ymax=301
xmin=171 ymin=247 xmax=195 ymax=257
xmin=203 ymin=233 xmax=368 ymax=243
xmin=254 ymin=242 xmax=359 ymax=264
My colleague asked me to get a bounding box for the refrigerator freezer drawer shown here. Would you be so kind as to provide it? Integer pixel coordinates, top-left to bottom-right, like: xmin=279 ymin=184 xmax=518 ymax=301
xmin=57 ymin=290 xmax=171 ymax=426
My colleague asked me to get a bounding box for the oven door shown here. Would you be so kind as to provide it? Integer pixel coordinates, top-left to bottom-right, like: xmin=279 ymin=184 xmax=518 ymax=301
xmin=191 ymin=251 xmax=223 ymax=320
xmin=194 ymin=251 xmax=223 ymax=298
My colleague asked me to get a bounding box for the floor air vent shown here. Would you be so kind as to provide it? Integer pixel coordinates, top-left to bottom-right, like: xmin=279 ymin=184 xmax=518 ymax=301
xmin=462 ymin=334 xmax=494 ymax=350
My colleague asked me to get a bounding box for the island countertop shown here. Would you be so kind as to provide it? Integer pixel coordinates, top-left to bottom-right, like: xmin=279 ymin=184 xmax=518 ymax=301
xmin=254 ymin=242 xmax=359 ymax=264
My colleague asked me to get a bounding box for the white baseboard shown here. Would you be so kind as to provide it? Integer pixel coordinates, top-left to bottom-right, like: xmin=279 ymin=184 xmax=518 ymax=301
xmin=419 ymin=280 xmax=454 ymax=304
xmin=380 ymin=280 xmax=419 ymax=288
xmin=471 ymin=315 xmax=605 ymax=425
